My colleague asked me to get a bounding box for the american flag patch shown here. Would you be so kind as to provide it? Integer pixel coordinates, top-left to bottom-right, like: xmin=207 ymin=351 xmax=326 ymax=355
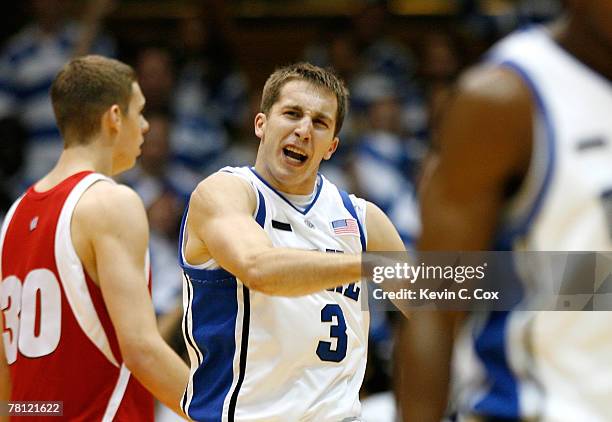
xmin=331 ymin=218 xmax=359 ymax=236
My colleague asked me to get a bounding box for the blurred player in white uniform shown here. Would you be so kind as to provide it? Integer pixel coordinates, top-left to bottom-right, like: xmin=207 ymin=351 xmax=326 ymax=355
xmin=399 ymin=1 xmax=612 ymax=421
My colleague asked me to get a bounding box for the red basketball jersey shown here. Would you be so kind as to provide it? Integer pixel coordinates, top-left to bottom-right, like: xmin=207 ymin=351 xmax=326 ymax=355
xmin=0 ymin=171 xmax=154 ymax=421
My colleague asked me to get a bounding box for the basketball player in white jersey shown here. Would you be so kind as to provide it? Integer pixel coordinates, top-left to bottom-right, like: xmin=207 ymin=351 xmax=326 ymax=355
xmin=179 ymin=62 xmax=405 ymax=421
xmin=398 ymin=1 xmax=612 ymax=421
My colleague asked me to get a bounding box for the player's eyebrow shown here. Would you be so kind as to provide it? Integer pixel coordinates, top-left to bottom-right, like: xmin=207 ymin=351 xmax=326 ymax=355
xmin=282 ymin=104 xmax=303 ymax=112
xmin=314 ymin=112 xmax=333 ymax=123
xmin=283 ymin=104 xmax=333 ymax=123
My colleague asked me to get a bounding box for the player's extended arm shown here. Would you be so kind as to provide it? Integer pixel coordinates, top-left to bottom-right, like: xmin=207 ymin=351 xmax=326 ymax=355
xmin=398 ymin=66 xmax=533 ymax=422
xmin=185 ymin=172 xmax=362 ymax=296
xmin=74 ymin=182 xmax=189 ymax=418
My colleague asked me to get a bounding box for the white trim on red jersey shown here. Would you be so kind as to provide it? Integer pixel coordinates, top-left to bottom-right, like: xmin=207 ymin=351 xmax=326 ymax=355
xmin=102 ymin=364 xmax=132 ymax=422
xmin=54 ymin=173 xmax=119 ymax=367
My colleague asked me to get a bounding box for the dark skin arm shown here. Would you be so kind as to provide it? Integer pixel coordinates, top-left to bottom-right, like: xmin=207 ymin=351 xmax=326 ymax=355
xmin=397 ymin=65 xmax=533 ymax=421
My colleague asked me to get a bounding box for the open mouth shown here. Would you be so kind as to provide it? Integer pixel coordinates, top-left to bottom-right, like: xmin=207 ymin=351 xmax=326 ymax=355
xmin=283 ymin=146 xmax=308 ymax=163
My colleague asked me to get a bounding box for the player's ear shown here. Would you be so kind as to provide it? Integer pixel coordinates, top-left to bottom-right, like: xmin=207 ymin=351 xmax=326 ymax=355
xmin=254 ymin=112 xmax=266 ymax=140
xmin=103 ymin=105 xmax=122 ymax=133
xmin=323 ymin=137 xmax=339 ymax=160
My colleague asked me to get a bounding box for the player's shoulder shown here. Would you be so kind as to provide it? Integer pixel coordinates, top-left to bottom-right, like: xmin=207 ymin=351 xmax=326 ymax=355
xmin=455 ymin=63 xmax=532 ymax=110
xmin=80 ymin=181 xmax=144 ymax=209
xmin=195 ymin=169 xmax=252 ymax=192
xmin=191 ymin=169 xmax=256 ymax=211
xmin=441 ymin=62 xmax=533 ymax=150
xmin=75 ymin=181 xmax=147 ymax=230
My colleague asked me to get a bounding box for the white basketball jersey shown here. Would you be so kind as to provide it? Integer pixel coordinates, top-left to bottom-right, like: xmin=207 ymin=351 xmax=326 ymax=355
xmin=179 ymin=166 xmax=369 ymax=422
xmin=451 ymin=27 xmax=612 ymax=421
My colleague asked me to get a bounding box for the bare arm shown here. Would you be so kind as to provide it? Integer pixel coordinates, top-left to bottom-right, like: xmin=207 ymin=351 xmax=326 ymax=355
xmin=0 ymin=311 xmax=9 ymax=422
xmin=364 ymin=201 xmax=412 ymax=318
xmin=73 ymin=182 xmax=189 ymax=418
xmin=398 ymin=66 xmax=533 ymax=421
xmin=185 ymin=172 xmax=362 ymax=296
xmin=365 ymin=201 xmax=406 ymax=253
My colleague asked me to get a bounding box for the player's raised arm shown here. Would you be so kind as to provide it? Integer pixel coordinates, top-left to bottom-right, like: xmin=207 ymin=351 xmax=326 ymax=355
xmin=74 ymin=181 xmax=188 ymax=418
xmin=185 ymin=171 xmax=362 ymax=297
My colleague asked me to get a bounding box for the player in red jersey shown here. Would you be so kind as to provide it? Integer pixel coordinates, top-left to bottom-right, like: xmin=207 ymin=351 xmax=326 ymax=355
xmin=0 ymin=55 xmax=189 ymax=420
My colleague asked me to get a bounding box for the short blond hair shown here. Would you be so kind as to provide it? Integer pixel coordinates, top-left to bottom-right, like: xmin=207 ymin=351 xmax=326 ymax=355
xmin=261 ymin=62 xmax=349 ymax=136
xmin=51 ymin=55 xmax=136 ymax=145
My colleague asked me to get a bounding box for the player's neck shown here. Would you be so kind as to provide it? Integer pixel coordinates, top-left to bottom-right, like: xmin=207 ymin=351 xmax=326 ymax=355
xmin=37 ymin=145 xmax=112 ymax=190
xmin=253 ymin=161 xmax=318 ymax=195
xmin=553 ymin=17 xmax=612 ymax=83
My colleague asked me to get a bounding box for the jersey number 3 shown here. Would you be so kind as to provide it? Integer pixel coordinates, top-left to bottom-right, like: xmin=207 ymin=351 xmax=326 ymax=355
xmin=1 ymin=269 xmax=62 ymax=364
xmin=316 ymin=304 xmax=347 ymax=362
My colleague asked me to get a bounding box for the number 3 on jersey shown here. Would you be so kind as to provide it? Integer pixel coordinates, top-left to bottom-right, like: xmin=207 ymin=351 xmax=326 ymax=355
xmin=1 ymin=269 xmax=62 ymax=364
xmin=316 ymin=304 xmax=347 ymax=362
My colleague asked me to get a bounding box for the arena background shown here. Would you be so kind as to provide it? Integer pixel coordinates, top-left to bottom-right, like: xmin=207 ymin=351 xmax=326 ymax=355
xmin=0 ymin=1 xmax=562 ymax=421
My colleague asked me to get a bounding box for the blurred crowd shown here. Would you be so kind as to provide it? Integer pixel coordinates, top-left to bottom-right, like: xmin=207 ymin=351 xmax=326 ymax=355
xmin=0 ymin=0 xmax=561 ymax=419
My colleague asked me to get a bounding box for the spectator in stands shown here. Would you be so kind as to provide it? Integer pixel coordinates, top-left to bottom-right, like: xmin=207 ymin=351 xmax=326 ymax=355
xmin=0 ymin=0 xmax=116 ymax=192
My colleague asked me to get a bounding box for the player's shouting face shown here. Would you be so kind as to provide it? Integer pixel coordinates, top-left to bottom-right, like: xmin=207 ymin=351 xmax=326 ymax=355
xmin=254 ymin=79 xmax=339 ymax=194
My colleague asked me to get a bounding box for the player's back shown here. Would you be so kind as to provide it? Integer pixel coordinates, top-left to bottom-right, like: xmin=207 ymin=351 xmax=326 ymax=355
xmin=0 ymin=171 xmax=153 ymax=421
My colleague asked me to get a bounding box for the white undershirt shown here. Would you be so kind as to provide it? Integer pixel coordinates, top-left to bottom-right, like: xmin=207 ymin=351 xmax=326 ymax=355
xmin=281 ymin=177 xmax=320 ymax=212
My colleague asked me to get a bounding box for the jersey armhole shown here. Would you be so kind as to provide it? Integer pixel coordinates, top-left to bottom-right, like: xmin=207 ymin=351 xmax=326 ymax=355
xmin=180 ymin=168 xmax=266 ymax=269
xmin=0 ymin=195 xmax=24 ymax=279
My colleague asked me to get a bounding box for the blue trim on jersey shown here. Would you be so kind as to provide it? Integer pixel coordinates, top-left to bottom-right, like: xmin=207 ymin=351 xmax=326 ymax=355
xmin=249 ymin=167 xmax=323 ymax=215
xmin=338 ymin=189 xmax=366 ymax=252
xmin=493 ymin=60 xmax=556 ymax=249
xmin=510 ymin=25 xmax=612 ymax=90
xmin=179 ymin=185 xmax=266 ymax=421
xmin=228 ymin=284 xmax=250 ymax=421
xmin=184 ymin=266 xmax=233 ymax=282
xmin=178 ymin=205 xmax=190 ymax=267
xmin=181 ymin=279 xmax=195 ymax=413
xmin=473 ymin=312 xmax=519 ymax=418
xmin=182 ymin=277 xmax=202 ymax=365
xmin=468 ymin=58 xmax=554 ymax=419
xmin=254 ymin=189 xmax=267 ymax=226
xmin=184 ymin=272 xmax=240 ymax=422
